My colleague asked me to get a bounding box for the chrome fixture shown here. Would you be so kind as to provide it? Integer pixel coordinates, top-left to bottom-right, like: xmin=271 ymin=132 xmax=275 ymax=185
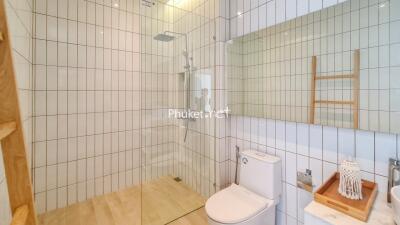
xmin=141 ymin=0 xmax=156 ymax=7
xmin=234 ymin=145 xmax=240 ymax=184
xmin=154 ymin=31 xmax=193 ymax=142
xmin=297 ymin=169 xmax=313 ymax=193
xmin=388 ymin=158 xmax=400 ymax=203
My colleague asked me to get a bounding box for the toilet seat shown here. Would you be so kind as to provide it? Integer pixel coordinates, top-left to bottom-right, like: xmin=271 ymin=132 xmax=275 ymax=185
xmin=205 ymin=184 xmax=272 ymax=224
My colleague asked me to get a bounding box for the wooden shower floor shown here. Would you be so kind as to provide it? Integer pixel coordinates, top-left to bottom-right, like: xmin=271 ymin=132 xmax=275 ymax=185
xmin=38 ymin=176 xmax=208 ymax=225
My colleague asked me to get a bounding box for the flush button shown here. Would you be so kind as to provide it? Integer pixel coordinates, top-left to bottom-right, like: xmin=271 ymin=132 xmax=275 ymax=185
xmin=255 ymin=152 xmax=265 ymax=157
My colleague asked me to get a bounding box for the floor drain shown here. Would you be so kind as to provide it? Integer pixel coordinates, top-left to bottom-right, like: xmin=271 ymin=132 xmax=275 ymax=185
xmin=173 ymin=177 xmax=182 ymax=182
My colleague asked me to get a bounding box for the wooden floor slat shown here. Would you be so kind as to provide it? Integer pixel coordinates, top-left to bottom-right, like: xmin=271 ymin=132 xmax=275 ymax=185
xmin=38 ymin=176 xmax=207 ymax=225
xmin=168 ymin=208 xmax=208 ymax=225
xmin=92 ymin=196 xmax=117 ymax=225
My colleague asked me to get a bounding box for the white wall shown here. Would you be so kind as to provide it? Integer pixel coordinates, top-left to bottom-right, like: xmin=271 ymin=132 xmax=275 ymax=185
xmin=228 ymin=116 xmax=399 ymax=225
xmin=32 ymin=0 xmax=142 ymax=213
xmin=222 ymin=1 xmax=400 ymax=225
xmin=227 ymin=0 xmax=400 ymax=134
xmin=229 ymin=0 xmax=348 ymax=39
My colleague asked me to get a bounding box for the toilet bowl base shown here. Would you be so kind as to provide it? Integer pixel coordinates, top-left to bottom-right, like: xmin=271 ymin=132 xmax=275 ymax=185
xmin=207 ymin=206 xmax=275 ymax=225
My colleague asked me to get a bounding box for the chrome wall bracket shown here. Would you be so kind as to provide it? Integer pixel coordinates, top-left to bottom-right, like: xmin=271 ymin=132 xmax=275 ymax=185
xmin=388 ymin=158 xmax=400 ymax=203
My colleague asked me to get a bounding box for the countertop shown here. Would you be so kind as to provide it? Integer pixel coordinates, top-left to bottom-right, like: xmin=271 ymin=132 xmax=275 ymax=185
xmin=304 ymin=194 xmax=395 ymax=225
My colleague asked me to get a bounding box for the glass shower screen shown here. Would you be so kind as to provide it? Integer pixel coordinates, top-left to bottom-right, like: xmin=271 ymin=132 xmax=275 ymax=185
xmin=139 ymin=0 xmax=217 ymax=224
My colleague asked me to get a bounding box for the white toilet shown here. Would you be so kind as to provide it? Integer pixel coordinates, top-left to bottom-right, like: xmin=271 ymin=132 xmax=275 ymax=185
xmin=205 ymin=150 xmax=282 ymax=225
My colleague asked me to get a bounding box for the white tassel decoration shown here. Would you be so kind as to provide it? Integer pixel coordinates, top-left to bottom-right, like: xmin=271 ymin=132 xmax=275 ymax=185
xmin=338 ymin=160 xmax=363 ymax=200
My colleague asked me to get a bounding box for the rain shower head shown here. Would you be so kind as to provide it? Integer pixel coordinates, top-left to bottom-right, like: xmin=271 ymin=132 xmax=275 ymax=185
xmin=154 ymin=33 xmax=176 ymax=42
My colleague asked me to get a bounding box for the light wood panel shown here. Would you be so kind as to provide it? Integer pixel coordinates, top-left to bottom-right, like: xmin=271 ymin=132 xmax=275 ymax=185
xmin=38 ymin=176 xmax=206 ymax=225
xmin=10 ymin=205 xmax=29 ymax=225
xmin=314 ymin=100 xmax=354 ymax=105
xmin=315 ymin=74 xmax=354 ymax=80
xmin=309 ymin=49 xmax=360 ymax=129
xmin=168 ymin=208 xmax=208 ymax=225
xmin=309 ymin=56 xmax=317 ymax=124
xmin=353 ymin=49 xmax=360 ymax=129
xmin=0 ymin=121 xmax=16 ymax=140
xmin=0 ymin=0 xmax=38 ymax=224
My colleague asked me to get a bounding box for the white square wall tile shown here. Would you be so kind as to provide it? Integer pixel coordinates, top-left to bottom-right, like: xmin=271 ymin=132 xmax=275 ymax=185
xmin=34 ymin=142 xmax=46 ymax=168
xmin=323 ymin=126 xmax=338 ymax=164
xmin=286 ymin=0 xmax=297 ymax=20
xmin=356 ymin=130 xmax=375 ymax=173
xmin=34 ymin=167 xmax=46 ymax=192
xmin=323 ymin=0 xmax=337 ymax=8
xmin=375 ymin=175 xmax=388 ymax=194
xmin=309 ymin=125 xmax=322 ymax=159
xmin=323 ymin=161 xmax=337 ymax=182
xmin=286 ymin=184 xmax=297 ymax=218
xmin=250 ymin=117 xmax=259 ymax=143
xmin=286 ymin=152 xmax=297 ymax=185
xmin=266 ymin=0 xmax=276 ymax=27
xmin=298 ymin=188 xmax=313 ymax=223
xmin=297 ymin=154 xmax=309 ymax=175
xmin=286 ymin=122 xmax=297 ymax=153
xmin=375 ymin=132 xmax=396 ymax=176
xmin=276 ymin=149 xmax=286 ymax=182
xmin=250 ymin=8 xmax=259 ymax=33
xmin=276 ymin=120 xmax=286 ymax=150
xmin=297 ymin=123 xmax=309 ymax=156
xmin=310 ymin=0 xmax=323 ymax=12
xmin=398 ymin=135 xmax=400 ymax=159
xmin=259 ymin=4 xmax=267 ymax=30
xmin=310 ymin=158 xmax=323 ymax=189
xmin=259 ymin=118 xmax=267 ymax=145
xmin=35 ymin=192 xmax=46 ymax=214
xmin=276 ymin=0 xmax=286 ymax=23
xmin=338 ymin=128 xmax=355 ymax=162
xmin=266 ymin=119 xmax=276 ymax=147
xmin=244 ymin=12 xmax=251 ymax=35
xmin=297 ymin=0 xmax=309 ymax=17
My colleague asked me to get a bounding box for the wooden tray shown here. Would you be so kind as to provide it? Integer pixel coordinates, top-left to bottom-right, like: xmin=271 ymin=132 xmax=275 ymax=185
xmin=314 ymin=172 xmax=378 ymax=222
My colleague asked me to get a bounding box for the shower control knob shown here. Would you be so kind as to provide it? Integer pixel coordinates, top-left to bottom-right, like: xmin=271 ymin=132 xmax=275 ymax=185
xmin=242 ymin=157 xmax=248 ymax=164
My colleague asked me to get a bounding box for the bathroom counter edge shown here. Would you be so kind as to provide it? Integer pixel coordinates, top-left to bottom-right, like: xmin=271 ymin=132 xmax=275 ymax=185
xmin=304 ymin=194 xmax=395 ymax=225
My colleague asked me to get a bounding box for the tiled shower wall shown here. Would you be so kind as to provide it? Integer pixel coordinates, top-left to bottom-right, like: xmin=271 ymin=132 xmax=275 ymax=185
xmin=229 ymin=0 xmax=347 ymax=38
xmin=1 ymin=0 xmax=34 ymax=223
xmin=32 ymin=0 xmax=142 ymax=213
xmin=227 ymin=116 xmax=399 ymax=225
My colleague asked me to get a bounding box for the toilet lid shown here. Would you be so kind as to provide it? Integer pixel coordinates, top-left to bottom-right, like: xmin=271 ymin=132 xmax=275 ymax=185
xmin=205 ymin=184 xmax=271 ymax=224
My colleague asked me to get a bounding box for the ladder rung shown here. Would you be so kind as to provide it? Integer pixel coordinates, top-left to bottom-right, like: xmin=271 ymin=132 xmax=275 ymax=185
xmin=315 ymin=100 xmax=354 ymax=105
xmin=0 ymin=121 xmax=17 ymax=140
xmin=315 ymin=74 xmax=354 ymax=80
xmin=10 ymin=205 xmax=29 ymax=225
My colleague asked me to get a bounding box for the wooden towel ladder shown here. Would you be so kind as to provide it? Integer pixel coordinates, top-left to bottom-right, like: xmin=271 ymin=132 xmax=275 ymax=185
xmin=309 ymin=49 xmax=360 ymax=129
xmin=0 ymin=0 xmax=38 ymax=224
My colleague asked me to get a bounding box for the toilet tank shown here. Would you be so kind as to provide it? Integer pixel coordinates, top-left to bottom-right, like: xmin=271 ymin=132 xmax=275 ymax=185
xmin=239 ymin=150 xmax=282 ymax=200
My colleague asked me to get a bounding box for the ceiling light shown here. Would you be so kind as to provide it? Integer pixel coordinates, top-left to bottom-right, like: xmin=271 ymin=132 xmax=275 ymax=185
xmin=113 ymin=3 xmax=119 ymax=8
xmin=167 ymin=0 xmax=186 ymax=6
xmin=379 ymin=3 xmax=386 ymax=8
